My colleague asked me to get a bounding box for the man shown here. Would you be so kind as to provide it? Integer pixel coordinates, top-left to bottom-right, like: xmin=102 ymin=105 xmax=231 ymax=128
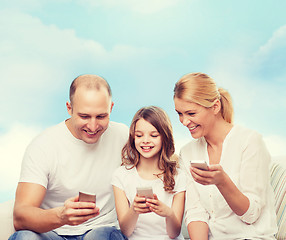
xmin=9 ymin=74 xmax=129 ymax=240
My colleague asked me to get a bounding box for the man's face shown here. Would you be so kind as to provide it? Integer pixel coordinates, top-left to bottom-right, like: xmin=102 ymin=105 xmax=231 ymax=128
xmin=66 ymin=86 xmax=113 ymax=144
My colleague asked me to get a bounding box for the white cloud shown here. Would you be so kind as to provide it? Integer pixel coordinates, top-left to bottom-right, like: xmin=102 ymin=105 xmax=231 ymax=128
xmin=207 ymin=24 xmax=286 ymax=139
xmin=256 ymin=25 xmax=286 ymax=58
xmin=0 ymin=9 xmax=153 ymax=128
xmin=0 ymin=124 xmax=41 ymax=193
xmin=79 ymin=0 xmax=183 ymax=14
xmin=264 ymin=135 xmax=286 ymax=157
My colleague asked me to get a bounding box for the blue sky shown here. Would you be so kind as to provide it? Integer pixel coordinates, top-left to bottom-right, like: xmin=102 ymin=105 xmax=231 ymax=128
xmin=1 ymin=0 xmax=286 ymax=202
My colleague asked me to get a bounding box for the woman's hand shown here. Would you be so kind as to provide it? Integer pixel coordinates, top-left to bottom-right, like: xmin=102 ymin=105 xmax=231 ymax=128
xmin=190 ymin=164 xmax=227 ymax=187
xmin=145 ymin=194 xmax=173 ymax=217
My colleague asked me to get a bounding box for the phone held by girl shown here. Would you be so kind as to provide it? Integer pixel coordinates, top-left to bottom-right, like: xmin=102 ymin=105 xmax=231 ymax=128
xmin=112 ymin=106 xmax=186 ymax=240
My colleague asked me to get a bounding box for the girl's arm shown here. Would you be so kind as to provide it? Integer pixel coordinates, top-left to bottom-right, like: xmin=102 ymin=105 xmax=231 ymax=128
xmin=113 ymin=186 xmax=138 ymax=237
xmin=187 ymin=221 xmax=209 ymax=240
xmin=166 ymin=191 xmax=185 ymax=239
xmin=113 ymin=186 xmax=151 ymax=237
xmin=146 ymin=191 xmax=185 ymax=239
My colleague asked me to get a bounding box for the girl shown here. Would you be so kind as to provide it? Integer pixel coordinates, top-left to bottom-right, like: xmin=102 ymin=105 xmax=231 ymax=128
xmin=111 ymin=106 xmax=186 ymax=240
xmin=174 ymin=72 xmax=277 ymax=239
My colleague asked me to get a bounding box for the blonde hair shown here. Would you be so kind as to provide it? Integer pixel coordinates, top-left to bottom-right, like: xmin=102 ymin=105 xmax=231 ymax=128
xmin=122 ymin=106 xmax=178 ymax=193
xmin=174 ymin=72 xmax=233 ymax=123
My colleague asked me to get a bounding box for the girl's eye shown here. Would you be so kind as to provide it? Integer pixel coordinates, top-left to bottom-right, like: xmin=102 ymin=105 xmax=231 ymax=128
xmin=151 ymin=135 xmax=159 ymax=138
xmin=188 ymin=112 xmax=195 ymax=116
xmin=135 ymin=134 xmax=142 ymax=138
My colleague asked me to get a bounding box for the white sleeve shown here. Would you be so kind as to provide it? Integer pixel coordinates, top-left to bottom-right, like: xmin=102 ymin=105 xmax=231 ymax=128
xmin=19 ymin=141 xmax=50 ymax=188
xmin=174 ymin=169 xmax=187 ymax=194
xmin=239 ymin=131 xmax=271 ymax=224
xmin=111 ymin=166 xmax=125 ymax=190
xmin=179 ymin=154 xmax=209 ymax=225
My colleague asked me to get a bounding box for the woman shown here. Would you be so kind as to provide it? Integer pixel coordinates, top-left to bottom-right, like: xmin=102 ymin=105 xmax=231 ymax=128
xmin=173 ymin=72 xmax=277 ymax=239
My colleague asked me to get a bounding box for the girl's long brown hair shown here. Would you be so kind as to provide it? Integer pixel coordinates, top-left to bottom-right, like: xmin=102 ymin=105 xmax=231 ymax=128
xmin=122 ymin=106 xmax=178 ymax=193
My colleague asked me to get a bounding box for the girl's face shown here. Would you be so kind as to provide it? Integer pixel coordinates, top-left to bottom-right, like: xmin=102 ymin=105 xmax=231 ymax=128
xmin=134 ymin=118 xmax=162 ymax=161
xmin=174 ymin=97 xmax=216 ymax=139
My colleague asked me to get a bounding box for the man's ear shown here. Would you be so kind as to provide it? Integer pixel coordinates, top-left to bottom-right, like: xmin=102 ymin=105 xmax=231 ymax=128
xmin=66 ymin=101 xmax=72 ymax=116
xmin=110 ymin=102 xmax=114 ymax=113
xmin=212 ymin=99 xmax=221 ymax=115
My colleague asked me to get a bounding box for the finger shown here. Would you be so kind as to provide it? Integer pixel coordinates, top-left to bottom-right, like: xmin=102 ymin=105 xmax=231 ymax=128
xmin=146 ymin=198 xmax=157 ymax=205
xmin=68 ymin=212 xmax=99 ymax=225
xmin=134 ymin=196 xmax=147 ymax=203
xmin=134 ymin=206 xmax=151 ymax=214
xmin=75 ymin=207 xmax=99 ymax=216
xmin=191 ymin=171 xmax=212 ymax=184
xmin=76 ymin=201 xmax=96 ymax=209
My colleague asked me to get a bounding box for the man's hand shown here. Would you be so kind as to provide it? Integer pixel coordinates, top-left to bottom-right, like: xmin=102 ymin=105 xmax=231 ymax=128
xmin=57 ymin=195 xmax=100 ymax=226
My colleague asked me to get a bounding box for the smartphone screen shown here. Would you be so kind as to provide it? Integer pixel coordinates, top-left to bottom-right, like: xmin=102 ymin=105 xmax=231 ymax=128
xmin=190 ymin=160 xmax=209 ymax=171
xmin=79 ymin=191 xmax=96 ymax=203
xmin=136 ymin=187 xmax=154 ymax=199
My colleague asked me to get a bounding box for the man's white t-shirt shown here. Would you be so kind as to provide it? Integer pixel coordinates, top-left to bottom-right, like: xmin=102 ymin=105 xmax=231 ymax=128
xmin=111 ymin=166 xmax=186 ymax=240
xmin=19 ymin=121 xmax=128 ymax=235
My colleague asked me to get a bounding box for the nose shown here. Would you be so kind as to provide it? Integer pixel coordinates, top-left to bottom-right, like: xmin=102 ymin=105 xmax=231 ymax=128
xmin=181 ymin=115 xmax=190 ymax=127
xmin=87 ymin=118 xmax=98 ymax=132
xmin=142 ymin=135 xmax=150 ymax=143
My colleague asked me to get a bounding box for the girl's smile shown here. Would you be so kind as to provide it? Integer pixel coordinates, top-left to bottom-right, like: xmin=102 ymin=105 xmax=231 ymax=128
xmin=134 ymin=118 xmax=162 ymax=160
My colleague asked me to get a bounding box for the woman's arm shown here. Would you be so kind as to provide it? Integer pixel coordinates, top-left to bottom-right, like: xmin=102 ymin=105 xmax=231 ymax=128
xmin=191 ymin=165 xmax=250 ymax=216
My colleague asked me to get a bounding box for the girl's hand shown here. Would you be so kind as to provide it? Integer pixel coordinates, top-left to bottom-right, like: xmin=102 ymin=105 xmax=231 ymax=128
xmin=190 ymin=164 xmax=227 ymax=187
xmin=145 ymin=194 xmax=173 ymax=217
xmin=132 ymin=195 xmax=152 ymax=214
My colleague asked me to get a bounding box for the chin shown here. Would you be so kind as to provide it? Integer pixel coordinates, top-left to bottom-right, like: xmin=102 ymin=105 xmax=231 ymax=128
xmin=190 ymin=133 xmax=201 ymax=139
xmin=84 ymin=138 xmax=100 ymax=144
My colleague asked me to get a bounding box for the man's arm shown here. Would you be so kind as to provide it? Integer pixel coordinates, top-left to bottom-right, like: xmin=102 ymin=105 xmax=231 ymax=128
xmin=13 ymin=182 xmax=99 ymax=233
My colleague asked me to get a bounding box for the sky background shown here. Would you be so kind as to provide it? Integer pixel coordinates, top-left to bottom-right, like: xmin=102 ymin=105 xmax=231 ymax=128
xmin=1 ymin=0 xmax=286 ymax=202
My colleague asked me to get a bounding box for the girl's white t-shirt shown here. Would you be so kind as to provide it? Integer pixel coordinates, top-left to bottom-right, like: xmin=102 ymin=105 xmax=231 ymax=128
xmin=112 ymin=166 xmax=186 ymax=240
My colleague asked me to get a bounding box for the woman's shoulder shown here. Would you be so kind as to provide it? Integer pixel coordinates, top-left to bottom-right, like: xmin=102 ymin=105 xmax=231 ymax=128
xmin=231 ymin=125 xmax=263 ymax=143
xmin=179 ymin=137 xmax=206 ymax=155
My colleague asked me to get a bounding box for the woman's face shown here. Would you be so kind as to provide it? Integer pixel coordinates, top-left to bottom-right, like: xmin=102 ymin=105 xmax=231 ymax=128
xmin=174 ymin=97 xmax=216 ymax=139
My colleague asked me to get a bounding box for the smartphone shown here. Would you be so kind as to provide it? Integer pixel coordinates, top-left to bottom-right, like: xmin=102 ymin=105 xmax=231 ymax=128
xmin=190 ymin=159 xmax=209 ymax=171
xmin=79 ymin=191 xmax=96 ymax=203
xmin=136 ymin=186 xmax=154 ymax=199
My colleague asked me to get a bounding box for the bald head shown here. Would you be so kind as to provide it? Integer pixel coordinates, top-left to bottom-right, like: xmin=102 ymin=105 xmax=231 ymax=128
xmin=69 ymin=74 xmax=112 ymax=104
